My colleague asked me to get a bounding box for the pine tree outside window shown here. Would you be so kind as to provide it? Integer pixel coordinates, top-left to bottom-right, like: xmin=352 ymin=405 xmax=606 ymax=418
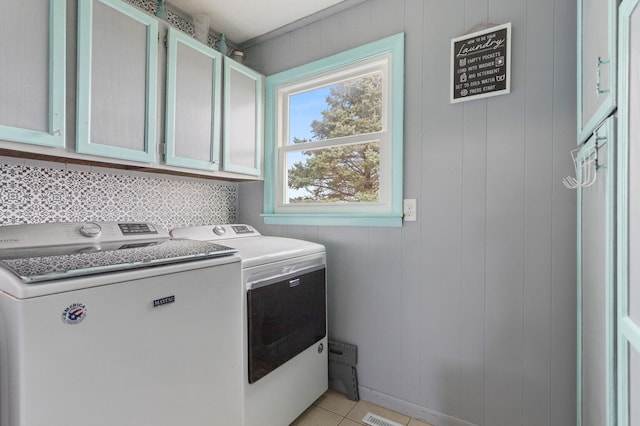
xmin=262 ymin=33 xmax=404 ymax=227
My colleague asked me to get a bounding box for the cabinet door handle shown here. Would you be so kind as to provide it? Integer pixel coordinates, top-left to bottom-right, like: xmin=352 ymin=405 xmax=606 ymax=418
xmin=596 ymin=56 xmax=610 ymax=97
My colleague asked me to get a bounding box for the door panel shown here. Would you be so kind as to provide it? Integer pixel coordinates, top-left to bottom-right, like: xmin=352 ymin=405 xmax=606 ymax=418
xmin=223 ymin=59 xmax=264 ymax=176
xmin=0 ymin=0 xmax=65 ymax=147
xmin=90 ymin=1 xmax=147 ymax=150
xmin=578 ymin=118 xmax=615 ymax=426
xmin=629 ymin=0 xmax=640 ymax=327
xmin=581 ymin=173 xmax=608 ymax=426
xmin=76 ymin=0 xmax=158 ymax=162
xmin=578 ymin=0 xmax=617 ymax=143
xmin=617 ymin=0 xmax=640 ymax=424
xmin=173 ymin=43 xmax=214 ymax=160
xmin=630 ymin=345 xmax=640 ymax=426
xmin=164 ymin=28 xmax=222 ymax=171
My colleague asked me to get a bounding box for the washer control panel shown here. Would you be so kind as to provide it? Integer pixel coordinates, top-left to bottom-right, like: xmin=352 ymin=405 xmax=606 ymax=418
xmin=79 ymin=222 xmax=102 ymax=238
xmin=171 ymin=224 xmax=260 ymax=241
xmin=118 ymin=223 xmax=158 ymax=235
xmin=230 ymin=225 xmax=255 ymax=234
xmin=0 ymin=222 xmax=166 ymax=250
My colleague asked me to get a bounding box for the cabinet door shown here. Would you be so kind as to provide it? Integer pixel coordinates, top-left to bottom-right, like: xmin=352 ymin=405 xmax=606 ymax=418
xmin=0 ymin=0 xmax=65 ymax=147
xmin=223 ymin=59 xmax=264 ymax=176
xmin=76 ymin=0 xmax=158 ymax=162
xmin=578 ymin=0 xmax=618 ymax=144
xmin=617 ymin=0 xmax=640 ymax=424
xmin=165 ymin=28 xmax=222 ymax=171
xmin=578 ymin=117 xmax=616 ymax=426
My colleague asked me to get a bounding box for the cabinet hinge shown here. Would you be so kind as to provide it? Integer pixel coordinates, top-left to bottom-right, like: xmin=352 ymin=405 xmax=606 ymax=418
xmin=161 ymin=142 xmax=166 ymax=161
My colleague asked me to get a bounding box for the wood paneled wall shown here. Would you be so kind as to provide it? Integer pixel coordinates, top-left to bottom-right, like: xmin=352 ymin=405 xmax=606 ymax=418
xmin=239 ymin=0 xmax=577 ymax=424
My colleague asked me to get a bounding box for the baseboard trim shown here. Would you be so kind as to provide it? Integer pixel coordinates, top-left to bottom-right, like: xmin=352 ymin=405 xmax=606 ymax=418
xmin=357 ymin=386 xmax=479 ymax=426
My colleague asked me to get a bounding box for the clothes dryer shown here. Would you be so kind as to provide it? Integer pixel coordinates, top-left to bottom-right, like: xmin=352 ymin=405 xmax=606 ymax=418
xmin=171 ymin=224 xmax=328 ymax=426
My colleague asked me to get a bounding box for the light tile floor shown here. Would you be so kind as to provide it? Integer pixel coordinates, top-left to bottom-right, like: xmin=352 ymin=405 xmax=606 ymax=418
xmin=290 ymin=389 xmax=434 ymax=426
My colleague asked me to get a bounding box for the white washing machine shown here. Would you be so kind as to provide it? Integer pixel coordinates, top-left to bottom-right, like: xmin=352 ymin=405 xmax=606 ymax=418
xmin=0 ymin=221 xmax=243 ymax=426
xmin=170 ymin=224 xmax=328 ymax=426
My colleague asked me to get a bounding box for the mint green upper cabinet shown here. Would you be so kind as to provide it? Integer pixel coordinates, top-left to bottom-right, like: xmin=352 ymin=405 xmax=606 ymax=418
xmin=578 ymin=0 xmax=618 ymax=144
xmin=76 ymin=0 xmax=158 ymax=163
xmin=164 ymin=28 xmax=222 ymax=171
xmin=222 ymin=59 xmax=264 ymax=177
xmin=0 ymin=0 xmax=65 ymax=148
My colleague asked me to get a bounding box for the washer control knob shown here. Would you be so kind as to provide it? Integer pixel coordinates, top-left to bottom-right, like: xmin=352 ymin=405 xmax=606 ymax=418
xmin=79 ymin=222 xmax=102 ymax=238
xmin=212 ymin=225 xmax=226 ymax=236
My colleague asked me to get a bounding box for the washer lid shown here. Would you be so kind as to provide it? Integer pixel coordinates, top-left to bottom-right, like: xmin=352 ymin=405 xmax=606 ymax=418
xmin=170 ymin=224 xmax=325 ymax=268
xmin=0 ymin=222 xmax=237 ymax=283
xmin=0 ymin=239 xmax=237 ymax=283
xmin=213 ymin=236 xmax=324 ymax=268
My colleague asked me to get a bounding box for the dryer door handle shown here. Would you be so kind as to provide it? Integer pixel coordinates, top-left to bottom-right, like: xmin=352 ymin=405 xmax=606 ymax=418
xmin=289 ymin=278 xmax=300 ymax=287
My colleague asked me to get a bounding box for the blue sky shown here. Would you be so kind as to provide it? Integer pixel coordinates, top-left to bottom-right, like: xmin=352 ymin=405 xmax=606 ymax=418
xmin=285 ymin=86 xmax=332 ymax=200
xmin=288 ymin=86 xmax=332 ymax=144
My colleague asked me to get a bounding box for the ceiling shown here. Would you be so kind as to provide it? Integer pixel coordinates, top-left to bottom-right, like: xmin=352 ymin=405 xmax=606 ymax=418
xmin=167 ymin=0 xmax=348 ymax=44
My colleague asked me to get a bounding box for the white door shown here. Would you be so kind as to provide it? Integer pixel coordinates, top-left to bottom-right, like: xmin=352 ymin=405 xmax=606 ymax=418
xmin=578 ymin=118 xmax=616 ymax=426
xmin=617 ymin=0 xmax=640 ymax=424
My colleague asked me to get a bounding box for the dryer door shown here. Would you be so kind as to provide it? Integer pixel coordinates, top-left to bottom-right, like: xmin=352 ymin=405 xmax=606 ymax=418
xmin=247 ymin=265 xmax=326 ymax=383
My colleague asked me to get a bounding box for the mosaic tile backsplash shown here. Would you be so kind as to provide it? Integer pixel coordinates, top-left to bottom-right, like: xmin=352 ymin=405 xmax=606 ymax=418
xmin=0 ymin=162 xmax=237 ymax=231
xmin=125 ymin=0 xmax=219 ymax=49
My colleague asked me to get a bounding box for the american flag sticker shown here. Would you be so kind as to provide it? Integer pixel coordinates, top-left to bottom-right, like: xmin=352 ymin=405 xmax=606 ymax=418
xmin=62 ymin=303 xmax=88 ymax=325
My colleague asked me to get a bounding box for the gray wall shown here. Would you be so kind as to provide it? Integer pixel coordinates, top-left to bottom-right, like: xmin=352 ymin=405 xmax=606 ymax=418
xmin=239 ymin=0 xmax=577 ymax=425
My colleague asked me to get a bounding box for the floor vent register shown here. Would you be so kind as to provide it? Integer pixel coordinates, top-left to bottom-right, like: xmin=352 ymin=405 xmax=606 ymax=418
xmin=362 ymin=412 xmax=404 ymax=426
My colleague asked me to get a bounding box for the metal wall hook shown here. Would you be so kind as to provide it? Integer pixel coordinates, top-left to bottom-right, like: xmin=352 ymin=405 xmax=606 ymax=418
xmin=562 ymin=138 xmax=601 ymax=189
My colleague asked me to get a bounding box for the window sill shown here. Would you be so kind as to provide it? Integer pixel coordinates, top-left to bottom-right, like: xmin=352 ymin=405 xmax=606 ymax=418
xmin=261 ymin=213 xmax=403 ymax=227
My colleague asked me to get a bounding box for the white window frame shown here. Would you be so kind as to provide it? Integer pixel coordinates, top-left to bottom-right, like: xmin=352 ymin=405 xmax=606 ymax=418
xmin=262 ymin=33 xmax=404 ymax=227
xmin=276 ymin=56 xmax=391 ymax=213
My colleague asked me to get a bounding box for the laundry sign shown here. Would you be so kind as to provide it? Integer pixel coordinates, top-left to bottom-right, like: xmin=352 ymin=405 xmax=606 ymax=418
xmin=450 ymin=23 xmax=511 ymax=103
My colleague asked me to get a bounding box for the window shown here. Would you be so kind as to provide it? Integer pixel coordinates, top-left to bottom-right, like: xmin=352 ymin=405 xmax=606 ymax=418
xmin=262 ymin=33 xmax=404 ymax=227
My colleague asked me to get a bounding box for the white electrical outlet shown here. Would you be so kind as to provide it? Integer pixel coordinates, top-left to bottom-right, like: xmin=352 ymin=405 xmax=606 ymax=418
xmin=403 ymin=199 xmax=417 ymax=221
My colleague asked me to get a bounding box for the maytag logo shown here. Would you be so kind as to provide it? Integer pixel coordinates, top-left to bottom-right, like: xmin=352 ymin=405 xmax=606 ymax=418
xmin=153 ymin=295 xmax=175 ymax=307
xmin=0 ymin=239 xmax=19 ymax=244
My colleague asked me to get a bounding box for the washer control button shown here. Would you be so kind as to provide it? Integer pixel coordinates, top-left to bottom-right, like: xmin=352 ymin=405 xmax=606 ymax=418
xmin=212 ymin=225 xmax=226 ymax=236
xmin=79 ymin=222 xmax=102 ymax=238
